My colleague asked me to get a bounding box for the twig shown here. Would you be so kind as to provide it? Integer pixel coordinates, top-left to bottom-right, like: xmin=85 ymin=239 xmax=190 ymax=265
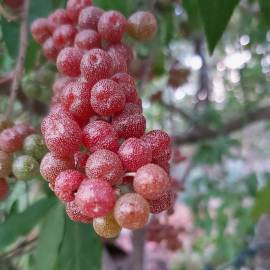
xmin=5 ymin=0 xmax=30 ymax=117
xmin=0 ymin=4 xmax=19 ymax=22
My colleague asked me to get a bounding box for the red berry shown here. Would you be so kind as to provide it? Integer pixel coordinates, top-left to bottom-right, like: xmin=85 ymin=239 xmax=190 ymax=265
xmin=114 ymin=193 xmax=150 ymax=229
xmin=118 ymin=138 xmax=152 ymax=172
xmin=98 ymin=11 xmax=127 ymax=43
xmin=153 ymin=158 xmax=170 ymax=174
xmin=40 ymin=152 xmax=74 ymax=185
xmin=74 ymin=29 xmax=101 ymax=50
xmin=61 ymin=80 xmax=94 ymax=123
xmin=74 ymin=151 xmax=89 ymax=171
xmin=66 ymin=0 xmax=92 ymax=23
xmin=43 ymin=37 xmax=59 ymax=61
xmin=48 ymin=9 xmax=72 ymax=33
xmin=66 ymin=200 xmax=92 ymax=224
xmin=108 ymin=50 xmax=128 ymax=74
xmin=54 ymin=169 xmax=85 ymax=202
xmin=148 ymin=190 xmax=175 ymax=214
xmin=0 ymin=128 xmax=23 ymax=153
xmin=142 ymin=130 xmax=171 ymax=159
xmin=78 ymin=6 xmax=104 ymax=30
xmin=111 ymin=72 xmax=136 ymax=86
xmin=108 ymin=43 xmax=133 ymax=65
xmin=91 ymin=79 xmax=126 ymax=116
xmin=13 ymin=123 xmax=35 ymax=139
xmin=112 ymin=103 xmax=145 ymax=139
xmin=133 ymin=163 xmax=171 ymax=200
xmin=120 ymin=83 xmax=139 ymax=104
xmin=0 ymin=178 xmax=8 ymax=201
xmin=128 ymin=11 xmax=157 ymax=41
xmin=4 ymin=0 xmax=24 ymax=10
xmin=83 ymin=120 xmax=119 ymax=152
xmin=75 ymin=179 xmax=116 ymax=218
xmin=56 ymin=47 xmax=83 ymax=77
xmin=31 ymin=18 xmax=51 ymax=44
xmin=43 ymin=113 xmax=82 ymax=158
xmin=85 ymin=149 xmax=124 ymax=186
xmin=53 ymin=24 xmax=77 ymax=49
xmin=80 ymin=49 xmax=112 ymax=85
xmin=52 ymin=76 xmax=75 ymax=97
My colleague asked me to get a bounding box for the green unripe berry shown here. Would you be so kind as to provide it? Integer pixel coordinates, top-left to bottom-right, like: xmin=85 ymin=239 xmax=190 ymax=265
xmin=12 ymin=155 xmax=39 ymax=180
xmin=23 ymin=134 xmax=47 ymax=160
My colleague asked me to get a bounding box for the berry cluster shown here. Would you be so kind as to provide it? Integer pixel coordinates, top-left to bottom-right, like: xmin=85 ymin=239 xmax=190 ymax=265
xmin=0 ymin=116 xmax=47 ymax=200
xmin=32 ymin=0 xmax=173 ymax=238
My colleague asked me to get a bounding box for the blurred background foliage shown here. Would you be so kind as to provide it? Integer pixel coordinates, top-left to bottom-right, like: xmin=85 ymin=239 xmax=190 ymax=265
xmin=1 ymin=0 xmax=270 ymax=269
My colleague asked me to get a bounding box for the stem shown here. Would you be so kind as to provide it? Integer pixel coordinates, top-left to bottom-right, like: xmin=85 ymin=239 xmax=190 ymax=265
xmin=124 ymin=172 xmax=136 ymax=177
xmin=5 ymin=0 xmax=30 ymax=117
xmin=0 ymin=4 xmax=19 ymax=22
xmin=130 ymin=229 xmax=146 ymax=270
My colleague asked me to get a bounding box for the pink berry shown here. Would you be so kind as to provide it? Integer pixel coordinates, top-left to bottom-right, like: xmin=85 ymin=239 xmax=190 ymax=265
xmin=111 ymin=72 xmax=136 ymax=86
xmin=91 ymin=79 xmax=126 ymax=116
xmin=148 ymin=190 xmax=175 ymax=214
xmin=142 ymin=130 xmax=171 ymax=158
xmin=74 ymin=29 xmax=101 ymax=50
xmin=114 ymin=193 xmax=150 ymax=229
xmin=40 ymin=152 xmax=74 ymax=185
xmin=74 ymin=151 xmax=89 ymax=171
xmin=53 ymin=24 xmax=77 ymax=49
xmin=112 ymin=103 xmax=146 ymax=139
xmin=54 ymin=169 xmax=85 ymax=202
xmin=43 ymin=113 xmax=82 ymax=158
xmin=0 ymin=178 xmax=8 ymax=201
xmin=118 ymin=138 xmax=152 ymax=172
xmin=98 ymin=11 xmax=127 ymax=43
xmin=85 ymin=149 xmax=124 ymax=185
xmin=43 ymin=37 xmax=59 ymax=61
xmin=31 ymin=18 xmax=51 ymax=44
xmin=108 ymin=50 xmax=128 ymax=74
xmin=66 ymin=0 xmax=92 ymax=23
xmin=13 ymin=123 xmax=35 ymax=139
xmin=83 ymin=120 xmax=119 ymax=152
xmin=48 ymin=9 xmax=72 ymax=32
xmin=133 ymin=163 xmax=171 ymax=200
xmin=153 ymin=158 xmax=170 ymax=174
xmin=56 ymin=47 xmax=83 ymax=77
xmin=120 ymin=83 xmax=139 ymax=103
xmin=108 ymin=43 xmax=133 ymax=65
xmin=80 ymin=49 xmax=112 ymax=85
xmin=66 ymin=200 xmax=92 ymax=224
xmin=0 ymin=128 xmax=23 ymax=153
xmin=78 ymin=6 xmax=104 ymax=30
xmin=75 ymin=179 xmax=116 ymax=218
xmin=52 ymin=76 xmax=75 ymax=96
xmin=61 ymin=80 xmax=94 ymax=123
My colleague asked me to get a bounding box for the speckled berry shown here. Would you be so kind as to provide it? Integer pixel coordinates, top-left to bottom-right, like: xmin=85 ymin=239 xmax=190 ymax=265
xmin=0 ymin=128 xmax=23 ymax=153
xmin=78 ymin=6 xmax=104 ymax=30
xmin=12 ymin=155 xmax=39 ymax=180
xmin=128 ymin=11 xmax=157 ymax=41
xmin=43 ymin=37 xmax=59 ymax=61
xmin=93 ymin=212 xmax=121 ymax=238
xmin=75 ymin=178 xmax=116 ymax=218
xmin=74 ymin=29 xmax=101 ymax=50
xmin=83 ymin=120 xmax=119 ymax=152
xmin=133 ymin=163 xmax=171 ymax=200
xmin=0 ymin=151 xmax=12 ymax=178
xmin=148 ymin=190 xmax=175 ymax=214
xmin=54 ymin=169 xmax=85 ymax=202
xmin=118 ymin=138 xmax=152 ymax=172
xmin=40 ymin=152 xmax=74 ymax=185
xmin=23 ymin=134 xmax=47 ymax=160
xmin=98 ymin=11 xmax=127 ymax=43
xmin=111 ymin=72 xmax=136 ymax=86
xmin=108 ymin=50 xmax=128 ymax=74
xmin=53 ymin=24 xmax=77 ymax=49
xmin=48 ymin=9 xmax=72 ymax=32
xmin=13 ymin=123 xmax=35 ymax=139
xmin=0 ymin=178 xmax=8 ymax=201
xmin=114 ymin=193 xmax=150 ymax=229
xmin=57 ymin=47 xmax=83 ymax=77
xmin=108 ymin=44 xmax=133 ymax=65
xmin=85 ymin=149 xmax=124 ymax=186
xmin=80 ymin=49 xmax=112 ymax=85
xmin=66 ymin=0 xmax=92 ymax=23
xmin=91 ymin=79 xmax=126 ymax=116
xmin=66 ymin=200 xmax=92 ymax=224
xmin=31 ymin=18 xmax=51 ymax=44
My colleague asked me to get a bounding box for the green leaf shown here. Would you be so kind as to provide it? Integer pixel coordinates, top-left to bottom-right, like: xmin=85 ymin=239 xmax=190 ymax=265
xmin=29 ymin=0 xmax=53 ymax=22
xmin=182 ymin=0 xmax=201 ymax=29
xmin=35 ymin=203 xmax=65 ymax=270
xmin=197 ymin=0 xmax=240 ymax=54
xmin=0 ymin=197 xmax=57 ymax=251
xmin=55 ymin=216 xmax=102 ymax=270
xmin=259 ymin=0 xmax=270 ymax=25
xmin=252 ymin=179 xmax=270 ymax=219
